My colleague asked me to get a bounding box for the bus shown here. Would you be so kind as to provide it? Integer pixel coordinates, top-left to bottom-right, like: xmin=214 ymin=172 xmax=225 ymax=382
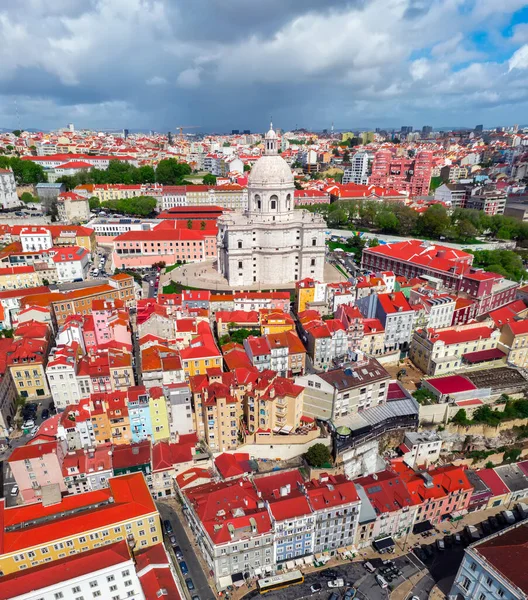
xmin=257 ymin=570 xmax=304 ymax=594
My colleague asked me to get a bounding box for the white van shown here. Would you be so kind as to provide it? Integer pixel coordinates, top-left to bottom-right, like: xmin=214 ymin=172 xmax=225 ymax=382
xmin=93 ymin=269 xmax=99 ymax=277
xmin=375 ymin=575 xmax=388 ymax=589
xmin=364 ymin=562 xmax=376 ymax=573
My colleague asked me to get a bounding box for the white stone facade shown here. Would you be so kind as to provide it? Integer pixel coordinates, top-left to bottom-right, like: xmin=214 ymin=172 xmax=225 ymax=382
xmin=217 ymin=124 xmax=326 ymax=287
xmin=0 ymin=169 xmax=21 ymax=209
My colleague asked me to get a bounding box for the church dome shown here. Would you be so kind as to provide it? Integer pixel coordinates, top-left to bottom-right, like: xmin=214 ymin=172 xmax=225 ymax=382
xmin=248 ymin=154 xmax=294 ymax=187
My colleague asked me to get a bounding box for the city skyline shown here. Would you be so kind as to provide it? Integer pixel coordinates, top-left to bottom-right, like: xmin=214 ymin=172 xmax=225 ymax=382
xmin=1 ymin=1 xmax=528 ymax=131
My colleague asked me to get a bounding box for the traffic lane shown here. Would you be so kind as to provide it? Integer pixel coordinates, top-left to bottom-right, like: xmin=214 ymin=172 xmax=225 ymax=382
xmin=157 ymin=501 xmax=214 ymax=600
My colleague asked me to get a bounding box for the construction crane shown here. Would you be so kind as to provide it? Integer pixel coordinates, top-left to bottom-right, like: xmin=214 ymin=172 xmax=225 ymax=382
xmin=175 ymin=125 xmax=200 ymax=140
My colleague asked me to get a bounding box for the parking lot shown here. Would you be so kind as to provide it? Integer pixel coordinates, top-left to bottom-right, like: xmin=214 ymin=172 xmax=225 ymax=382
xmin=243 ymin=555 xmax=424 ymax=600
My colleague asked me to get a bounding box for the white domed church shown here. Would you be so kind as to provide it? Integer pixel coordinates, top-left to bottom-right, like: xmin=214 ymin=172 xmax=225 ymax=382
xmin=217 ymin=124 xmax=326 ymax=287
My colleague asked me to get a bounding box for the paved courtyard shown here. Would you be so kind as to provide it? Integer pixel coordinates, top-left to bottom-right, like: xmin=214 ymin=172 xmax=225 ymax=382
xmin=165 ymin=259 xmax=347 ymax=291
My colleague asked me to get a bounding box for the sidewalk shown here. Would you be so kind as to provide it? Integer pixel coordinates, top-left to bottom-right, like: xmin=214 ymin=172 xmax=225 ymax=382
xmin=391 ymin=570 xmax=426 ymax=600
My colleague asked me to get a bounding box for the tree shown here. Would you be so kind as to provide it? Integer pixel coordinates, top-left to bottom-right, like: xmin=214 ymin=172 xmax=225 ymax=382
xmin=412 ymin=388 xmax=436 ymax=405
xmin=12 ymin=130 xmax=21 ymax=137
xmin=101 ymin=195 xmax=157 ymax=217
xmin=89 ymin=196 xmax=101 ymax=211
xmin=229 ymin=328 xmax=261 ymax=344
xmin=456 ymin=219 xmax=478 ymax=241
xmin=305 ymin=443 xmax=331 ymax=468
xmin=332 ymin=147 xmax=340 ymax=157
xmin=152 ymin=261 xmax=166 ymax=270
xmin=20 ymin=192 xmax=38 ymax=203
xmin=327 ymin=208 xmax=348 ymax=227
xmin=418 ymin=204 xmax=450 ymax=239
xmin=219 ymin=334 xmax=231 ymax=346
xmin=375 ymin=210 xmax=400 ymax=234
xmin=485 ymin=461 xmax=494 ymax=469
xmin=155 ymin=158 xmax=191 ymax=185
xmin=132 ymin=165 xmax=156 ymax=184
xmin=451 ymin=409 xmax=470 ymax=426
xmin=200 ymin=220 xmax=206 ymax=230
xmin=342 ymin=150 xmax=350 ymax=163
xmin=223 ymin=141 xmax=231 ymax=147
xmin=243 ymin=164 xmax=251 ymax=172
xmin=202 ymin=173 xmax=217 ymax=185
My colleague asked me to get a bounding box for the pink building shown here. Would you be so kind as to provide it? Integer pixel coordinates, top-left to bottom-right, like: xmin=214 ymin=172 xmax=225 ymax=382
xmin=8 ymin=440 xmax=67 ymax=503
xmin=112 ymin=226 xmax=217 ymax=269
xmin=91 ymin=298 xmax=132 ymax=349
xmin=294 ymin=190 xmax=330 ymax=205
xmin=369 ymin=149 xmax=433 ymax=197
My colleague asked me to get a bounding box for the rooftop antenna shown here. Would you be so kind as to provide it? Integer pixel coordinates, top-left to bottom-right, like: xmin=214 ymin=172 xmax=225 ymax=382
xmin=331 ymin=121 xmax=334 ymax=135
xmin=14 ymin=97 xmax=21 ymax=132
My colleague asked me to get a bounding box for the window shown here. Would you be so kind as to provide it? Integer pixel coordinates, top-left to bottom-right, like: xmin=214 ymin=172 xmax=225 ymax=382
xmin=93 ymin=592 xmax=101 ymax=598
xmin=72 ymin=587 xmax=81 ymax=594
xmin=89 ymin=581 xmax=98 ymax=588
xmin=310 ymin=258 xmax=315 ymax=267
xmin=55 ymin=594 xmax=64 ymax=600
xmin=107 ymin=575 xmax=115 ymax=582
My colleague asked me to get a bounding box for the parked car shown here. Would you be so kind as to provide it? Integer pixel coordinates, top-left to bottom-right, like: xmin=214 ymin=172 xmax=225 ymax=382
xmin=481 ymin=521 xmax=491 ymax=536
xmin=322 ymin=570 xmax=339 ymax=579
xmin=310 ymin=584 xmax=322 ymax=594
xmin=436 ymin=539 xmax=445 ymax=551
xmin=192 ymin=596 xmax=200 ymax=600
xmin=488 ymin=516 xmax=499 ymax=530
xmin=23 ymin=420 xmax=35 ymax=429
xmin=185 ymin=578 xmax=194 ymax=591
xmin=328 ymin=593 xmax=340 ymax=600
xmin=41 ymin=409 xmax=50 ymax=420
xmin=174 ymin=545 xmax=183 ymax=560
xmin=179 ymin=561 xmax=188 ymax=575
xmin=168 ymin=535 xmax=177 ymax=547
xmin=163 ymin=519 xmax=173 ymax=534
xmin=328 ymin=579 xmax=344 ymax=588
xmin=10 ymin=485 xmax=18 ymax=497
xmin=454 ymin=533 xmax=462 ymax=545
xmin=344 ymin=588 xmax=356 ymax=600
xmin=375 ymin=575 xmax=388 ymax=589
xmin=30 ymin=425 xmax=38 ymax=436
xmin=413 ymin=547 xmax=427 ymax=562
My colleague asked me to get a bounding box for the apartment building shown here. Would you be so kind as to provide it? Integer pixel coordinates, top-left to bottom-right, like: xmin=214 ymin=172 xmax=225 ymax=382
xmin=369 ymin=149 xmax=433 ymax=196
xmin=500 ymin=320 xmax=528 ymax=368
xmin=410 ymin=323 xmax=500 ymax=375
xmin=356 ymin=292 xmax=415 ymax=352
xmin=296 ymin=354 xmax=390 ymax=420
xmin=305 ymin=474 xmax=361 ymax=555
xmin=342 ymin=152 xmax=369 ymax=185
xmin=7 ymin=337 xmax=50 ymax=399
xmin=183 ymin=479 xmax=275 ymax=586
xmin=466 ymin=185 xmax=507 ymax=215
xmin=434 ymin=183 xmax=468 ymax=209
xmin=450 ymin=524 xmax=528 ymax=600
xmin=0 ymin=168 xmax=21 ymax=209
xmin=8 ymin=440 xmax=67 ymax=504
xmin=254 ymin=470 xmax=315 ymax=564
xmin=0 ymin=473 xmax=161 ymax=576
xmin=57 ymin=191 xmax=91 ymax=223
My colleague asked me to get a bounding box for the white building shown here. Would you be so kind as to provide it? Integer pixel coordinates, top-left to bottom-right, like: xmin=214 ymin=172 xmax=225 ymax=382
xmin=402 ymin=431 xmax=442 ymax=468
xmin=5 ymin=540 xmax=145 ymax=600
xmin=160 ymin=185 xmax=187 ymax=210
xmin=20 ymin=227 xmax=53 ymax=252
xmin=46 ymin=346 xmax=84 ymax=410
xmin=0 ymin=169 xmax=22 ymax=209
xmin=217 ymin=123 xmax=326 ymax=286
xmin=166 ymin=383 xmax=195 ymax=436
xmin=306 ymin=474 xmax=361 ymax=555
xmin=57 ymin=191 xmax=91 ymax=223
xmin=343 ymin=152 xmax=369 ymax=185
xmin=451 ymin=524 xmax=528 ymax=600
xmin=49 ymin=246 xmax=90 ymax=282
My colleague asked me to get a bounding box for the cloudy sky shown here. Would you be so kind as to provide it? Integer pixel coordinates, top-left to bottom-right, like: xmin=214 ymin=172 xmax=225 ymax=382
xmin=1 ymin=0 xmax=528 ymax=132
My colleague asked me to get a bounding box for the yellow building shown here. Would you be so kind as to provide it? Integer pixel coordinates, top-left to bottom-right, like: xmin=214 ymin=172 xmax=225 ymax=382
xmin=149 ymin=388 xmax=171 ymax=441
xmin=500 ymin=321 xmax=528 ymax=368
xmin=245 ymin=375 xmax=304 ymax=435
xmin=296 ymin=278 xmax=317 ymax=313
xmin=190 ymin=372 xmax=244 ymax=451
xmin=0 ymin=473 xmax=161 ymax=575
xmin=260 ymin=309 xmax=295 ymax=335
xmin=180 ymin=333 xmax=222 ymax=378
xmin=7 ymin=338 xmax=50 ymax=399
xmin=0 ymin=266 xmax=40 ymax=291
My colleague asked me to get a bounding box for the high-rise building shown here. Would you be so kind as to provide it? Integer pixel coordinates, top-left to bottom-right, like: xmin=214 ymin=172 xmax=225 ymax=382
xmin=124 ymin=128 xmax=129 ymax=139
xmin=475 ymin=124 xmax=483 ymax=132
xmin=422 ymin=125 xmax=432 ymax=136
xmin=231 ymin=129 xmax=240 ymax=134
xmin=401 ymin=126 xmax=413 ymax=135
xmin=369 ymin=149 xmax=433 ymax=196
xmin=342 ymin=151 xmax=369 ymax=185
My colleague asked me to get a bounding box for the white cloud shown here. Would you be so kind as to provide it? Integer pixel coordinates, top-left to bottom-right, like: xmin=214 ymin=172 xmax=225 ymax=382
xmin=176 ymin=67 xmax=202 ymax=88
xmin=509 ymin=44 xmax=528 ymax=70
xmin=146 ymin=76 xmax=167 ymax=85
xmin=410 ymin=58 xmax=430 ymax=80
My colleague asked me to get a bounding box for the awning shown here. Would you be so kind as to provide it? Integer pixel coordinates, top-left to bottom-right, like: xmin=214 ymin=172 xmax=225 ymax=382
xmin=373 ymin=536 xmax=395 ymax=552
xmin=304 ymin=555 xmax=314 ymax=565
xmin=286 ymin=561 xmax=296 ymax=570
xmin=315 ymin=553 xmax=324 ymax=561
xmin=450 ymin=509 xmax=468 ymax=521
xmin=295 ymin=558 xmax=304 ymax=567
xmin=218 ymin=576 xmax=232 ymax=590
xmin=413 ymin=520 xmax=434 ymax=535
xmin=337 ymin=547 xmax=347 ymax=554
xmin=254 ymin=568 xmax=262 ymax=576
xmin=463 ymin=348 xmax=506 ymax=364
xmin=232 ymin=573 xmax=245 ymax=587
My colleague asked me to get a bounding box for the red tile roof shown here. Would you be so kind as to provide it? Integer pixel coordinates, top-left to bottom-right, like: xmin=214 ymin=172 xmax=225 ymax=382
xmin=215 ymin=452 xmax=251 ymax=479
xmin=476 ymin=468 xmax=510 ymax=496
xmin=0 ymin=473 xmax=156 ymax=554
xmin=306 ymin=474 xmax=359 ymax=510
xmin=0 ymin=540 xmax=132 ymax=599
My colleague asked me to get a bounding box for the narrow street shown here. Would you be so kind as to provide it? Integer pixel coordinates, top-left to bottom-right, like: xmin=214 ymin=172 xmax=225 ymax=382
xmin=157 ymin=499 xmax=215 ymax=600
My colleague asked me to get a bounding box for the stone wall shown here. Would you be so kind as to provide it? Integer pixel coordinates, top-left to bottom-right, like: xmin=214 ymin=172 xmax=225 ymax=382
xmin=445 ymin=417 xmax=528 ymax=437
xmin=240 ymin=434 xmax=330 ymax=460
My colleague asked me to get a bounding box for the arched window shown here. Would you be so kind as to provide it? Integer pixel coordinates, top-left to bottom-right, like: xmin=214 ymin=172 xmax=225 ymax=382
xmin=270 ymin=194 xmax=278 ymax=210
xmin=254 ymin=194 xmax=261 ymax=210
xmin=312 ymin=238 xmax=317 ymax=246
xmin=238 ymin=240 xmax=243 ymax=249
xmin=286 ymin=193 xmax=291 ymax=210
